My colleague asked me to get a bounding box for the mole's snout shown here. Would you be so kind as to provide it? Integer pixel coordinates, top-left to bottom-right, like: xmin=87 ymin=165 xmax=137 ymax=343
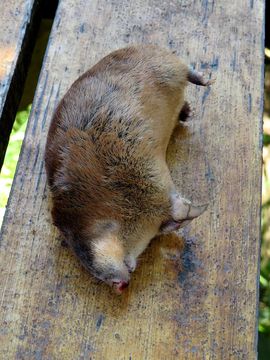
xmin=113 ymin=280 xmax=129 ymax=294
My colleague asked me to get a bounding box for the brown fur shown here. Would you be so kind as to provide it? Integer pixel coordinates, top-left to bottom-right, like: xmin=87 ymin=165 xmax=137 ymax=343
xmin=45 ymin=45 xmax=210 ymax=288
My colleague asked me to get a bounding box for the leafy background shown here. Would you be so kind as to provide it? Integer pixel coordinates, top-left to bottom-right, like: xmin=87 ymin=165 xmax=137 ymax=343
xmin=0 ymin=106 xmax=30 ymax=221
xmin=258 ymin=53 xmax=270 ymax=358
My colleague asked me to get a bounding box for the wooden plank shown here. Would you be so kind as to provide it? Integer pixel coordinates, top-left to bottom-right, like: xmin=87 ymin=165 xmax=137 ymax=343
xmin=0 ymin=0 xmax=264 ymax=358
xmin=0 ymin=0 xmax=43 ymax=170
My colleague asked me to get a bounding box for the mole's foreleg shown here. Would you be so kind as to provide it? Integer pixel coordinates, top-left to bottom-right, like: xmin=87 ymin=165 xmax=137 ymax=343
xmin=160 ymin=193 xmax=207 ymax=233
xmin=124 ymin=255 xmax=137 ymax=273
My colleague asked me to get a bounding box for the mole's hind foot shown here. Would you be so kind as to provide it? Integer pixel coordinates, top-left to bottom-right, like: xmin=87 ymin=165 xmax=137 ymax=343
xmin=179 ymin=102 xmax=193 ymax=122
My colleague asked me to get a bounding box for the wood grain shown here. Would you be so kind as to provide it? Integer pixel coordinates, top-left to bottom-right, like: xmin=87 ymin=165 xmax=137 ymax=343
xmin=0 ymin=0 xmax=43 ymax=170
xmin=0 ymin=0 xmax=264 ymax=358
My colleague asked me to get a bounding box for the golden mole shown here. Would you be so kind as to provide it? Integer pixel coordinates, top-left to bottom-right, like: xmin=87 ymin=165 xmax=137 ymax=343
xmin=45 ymin=45 xmax=212 ymax=293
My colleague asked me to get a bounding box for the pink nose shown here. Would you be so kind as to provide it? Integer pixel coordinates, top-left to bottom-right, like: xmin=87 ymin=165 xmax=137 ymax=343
xmin=113 ymin=280 xmax=129 ymax=294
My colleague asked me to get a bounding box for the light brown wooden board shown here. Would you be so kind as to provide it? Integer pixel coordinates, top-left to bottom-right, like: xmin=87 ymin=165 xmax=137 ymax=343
xmin=0 ymin=0 xmax=264 ymax=358
xmin=0 ymin=0 xmax=42 ymax=169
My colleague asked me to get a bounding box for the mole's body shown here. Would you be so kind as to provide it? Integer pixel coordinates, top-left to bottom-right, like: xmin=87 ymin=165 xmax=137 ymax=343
xmin=45 ymin=45 xmax=211 ymax=293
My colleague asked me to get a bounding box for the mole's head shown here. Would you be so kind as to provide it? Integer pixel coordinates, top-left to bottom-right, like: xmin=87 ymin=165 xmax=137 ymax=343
xmin=67 ymin=221 xmax=130 ymax=294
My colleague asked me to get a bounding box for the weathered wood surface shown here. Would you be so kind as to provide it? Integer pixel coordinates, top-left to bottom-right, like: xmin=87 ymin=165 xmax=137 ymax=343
xmin=0 ymin=0 xmax=43 ymax=170
xmin=0 ymin=0 xmax=264 ymax=358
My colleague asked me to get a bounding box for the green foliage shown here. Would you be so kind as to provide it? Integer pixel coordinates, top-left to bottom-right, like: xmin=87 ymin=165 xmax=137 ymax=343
xmin=0 ymin=105 xmax=31 ymax=222
xmin=260 ymin=272 xmax=270 ymax=333
xmin=263 ymin=134 xmax=270 ymax=147
xmin=259 ymin=132 xmax=270 ymax=357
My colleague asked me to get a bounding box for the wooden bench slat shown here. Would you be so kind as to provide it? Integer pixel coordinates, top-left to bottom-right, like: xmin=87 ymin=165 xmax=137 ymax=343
xmin=0 ymin=0 xmax=264 ymax=358
xmin=0 ymin=0 xmax=42 ymax=169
